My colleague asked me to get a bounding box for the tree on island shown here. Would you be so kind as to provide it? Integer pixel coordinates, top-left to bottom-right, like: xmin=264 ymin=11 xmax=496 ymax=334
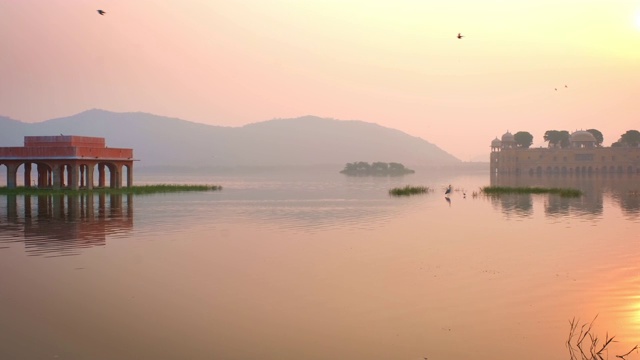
xmin=586 ymin=129 xmax=604 ymax=146
xmin=514 ymin=131 xmax=533 ymax=148
xmin=340 ymin=162 xmax=414 ymax=176
xmin=544 ymin=130 xmax=570 ymax=148
xmin=619 ymin=130 xmax=640 ymax=147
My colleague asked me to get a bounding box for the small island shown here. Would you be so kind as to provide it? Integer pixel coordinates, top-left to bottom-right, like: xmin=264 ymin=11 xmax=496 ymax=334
xmin=340 ymin=162 xmax=415 ymax=176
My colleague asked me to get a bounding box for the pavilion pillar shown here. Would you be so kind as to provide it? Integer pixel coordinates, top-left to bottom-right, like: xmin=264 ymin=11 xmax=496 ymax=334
xmin=79 ymin=165 xmax=85 ymax=188
xmin=116 ymin=165 xmax=123 ymax=189
xmin=70 ymin=164 xmax=79 ymax=190
xmin=6 ymin=163 xmax=18 ymax=189
xmin=127 ymin=165 xmax=133 ymax=188
xmin=86 ymin=164 xmax=95 ymax=190
xmin=110 ymin=165 xmax=120 ymax=189
xmin=60 ymin=165 xmax=67 ymax=188
xmin=52 ymin=164 xmax=62 ymax=189
xmin=24 ymin=163 xmax=32 ymax=188
xmin=98 ymin=164 xmax=106 ymax=188
xmin=37 ymin=164 xmax=45 ymax=188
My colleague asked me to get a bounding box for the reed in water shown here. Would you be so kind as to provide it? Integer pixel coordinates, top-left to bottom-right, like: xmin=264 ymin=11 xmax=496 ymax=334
xmin=481 ymin=186 xmax=582 ymax=197
xmin=389 ymin=185 xmax=431 ymax=196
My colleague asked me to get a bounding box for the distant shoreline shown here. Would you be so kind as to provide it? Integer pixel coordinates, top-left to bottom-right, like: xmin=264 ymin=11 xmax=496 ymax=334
xmin=133 ymin=162 xmax=489 ymax=173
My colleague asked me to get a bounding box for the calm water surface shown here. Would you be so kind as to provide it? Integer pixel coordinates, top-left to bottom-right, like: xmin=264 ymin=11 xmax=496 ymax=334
xmin=1 ymin=169 xmax=639 ymax=360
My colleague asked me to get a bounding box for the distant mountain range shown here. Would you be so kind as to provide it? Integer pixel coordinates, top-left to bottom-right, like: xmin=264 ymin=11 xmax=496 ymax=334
xmin=0 ymin=109 xmax=460 ymax=168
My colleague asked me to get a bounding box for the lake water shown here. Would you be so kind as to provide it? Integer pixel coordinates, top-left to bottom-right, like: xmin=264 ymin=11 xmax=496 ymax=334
xmin=1 ymin=168 xmax=639 ymax=360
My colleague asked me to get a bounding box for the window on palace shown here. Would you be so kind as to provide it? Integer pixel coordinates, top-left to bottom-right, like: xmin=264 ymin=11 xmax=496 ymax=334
xmin=575 ymin=154 xmax=594 ymax=161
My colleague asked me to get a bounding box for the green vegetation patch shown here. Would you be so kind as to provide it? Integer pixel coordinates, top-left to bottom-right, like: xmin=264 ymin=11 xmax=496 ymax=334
xmin=341 ymin=162 xmax=415 ymax=176
xmin=0 ymin=184 xmax=222 ymax=196
xmin=481 ymin=186 xmax=582 ymax=197
xmin=389 ymin=185 xmax=431 ymax=196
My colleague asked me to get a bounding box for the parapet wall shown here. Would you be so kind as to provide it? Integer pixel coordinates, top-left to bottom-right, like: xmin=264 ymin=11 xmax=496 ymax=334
xmin=25 ymin=136 xmax=106 ymax=148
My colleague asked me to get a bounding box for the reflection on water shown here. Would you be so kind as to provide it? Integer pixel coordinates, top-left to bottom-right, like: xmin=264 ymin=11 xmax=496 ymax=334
xmin=0 ymin=193 xmax=133 ymax=257
xmin=490 ymin=174 xmax=640 ymax=218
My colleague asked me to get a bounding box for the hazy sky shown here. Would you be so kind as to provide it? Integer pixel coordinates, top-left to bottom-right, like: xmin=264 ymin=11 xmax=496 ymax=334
xmin=1 ymin=1 xmax=639 ymax=160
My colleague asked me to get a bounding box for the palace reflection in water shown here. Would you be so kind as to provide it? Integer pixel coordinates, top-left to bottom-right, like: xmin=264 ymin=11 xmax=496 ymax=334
xmin=0 ymin=193 xmax=133 ymax=256
xmin=489 ymin=173 xmax=640 ymax=218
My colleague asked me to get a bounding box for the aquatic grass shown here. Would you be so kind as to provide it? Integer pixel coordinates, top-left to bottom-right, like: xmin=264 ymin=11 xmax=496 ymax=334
xmin=0 ymin=184 xmax=222 ymax=196
xmin=566 ymin=315 xmax=639 ymax=359
xmin=388 ymin=185 xmax=431 ymax=196
xmin=481 ymin=186 xmax=582 ymax=197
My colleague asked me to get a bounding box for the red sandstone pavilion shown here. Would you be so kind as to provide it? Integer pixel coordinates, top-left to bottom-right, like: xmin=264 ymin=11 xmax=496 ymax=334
xmin=0 ymin=135 xmax=134 ymax=190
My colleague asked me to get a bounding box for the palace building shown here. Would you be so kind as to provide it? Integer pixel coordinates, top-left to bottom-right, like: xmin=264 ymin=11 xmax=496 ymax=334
xmin=490 ymin=130 xmax=640 ymax=176
xmin=0 ymin=135 xmax=134 ymax=189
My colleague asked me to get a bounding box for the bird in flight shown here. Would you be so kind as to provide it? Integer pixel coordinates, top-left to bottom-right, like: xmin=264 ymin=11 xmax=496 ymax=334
xmin=457 ymin=33 xmax=464 ymax=39
xmin=97 ymin=10 xmax=106 ymax=15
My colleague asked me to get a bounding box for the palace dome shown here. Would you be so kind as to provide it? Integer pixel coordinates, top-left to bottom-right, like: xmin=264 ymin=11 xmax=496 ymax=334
xmin=491 ymin=137 xmax=502 ymax=147
xmin=501 ymin=131 xmax=515 ymax=143
xmin=570 ymin=130 xmax=596 ymax=143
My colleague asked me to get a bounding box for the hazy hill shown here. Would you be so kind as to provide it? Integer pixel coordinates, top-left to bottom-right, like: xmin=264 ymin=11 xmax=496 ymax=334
xmin=0 ymin=109 xmax=460 ymax=168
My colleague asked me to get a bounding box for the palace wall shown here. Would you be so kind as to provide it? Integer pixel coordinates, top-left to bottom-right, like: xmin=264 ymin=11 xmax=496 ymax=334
xmin=491 ymin=147 xmax=640 ymax=175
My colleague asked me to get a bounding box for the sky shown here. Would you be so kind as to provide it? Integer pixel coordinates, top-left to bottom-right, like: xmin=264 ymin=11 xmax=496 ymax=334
xmin=1 ymin=0 xmax=639 ymax=161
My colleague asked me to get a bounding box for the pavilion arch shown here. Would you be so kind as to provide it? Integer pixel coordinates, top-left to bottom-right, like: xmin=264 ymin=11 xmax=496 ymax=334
xmin=93 ymin=162 xmax=132 ymax=189
xmin=14 ymin=162 xmax=45 ymax=187
xmin=95 ymin=162 xmax=117 ymax=188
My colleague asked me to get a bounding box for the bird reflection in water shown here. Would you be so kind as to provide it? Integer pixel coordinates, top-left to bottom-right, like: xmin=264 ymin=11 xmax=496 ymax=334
xmin=1 ymin=193 xmax=133 ymax=257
